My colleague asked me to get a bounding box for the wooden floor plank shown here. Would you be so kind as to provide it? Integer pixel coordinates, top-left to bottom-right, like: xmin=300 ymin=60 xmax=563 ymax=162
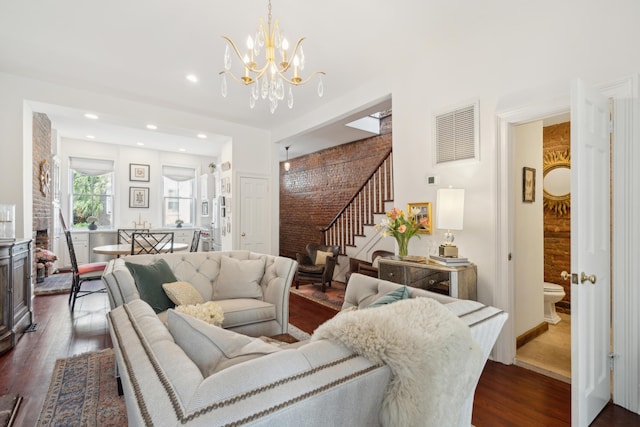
xmin=1 ymin=282 xmax=638 ymax=426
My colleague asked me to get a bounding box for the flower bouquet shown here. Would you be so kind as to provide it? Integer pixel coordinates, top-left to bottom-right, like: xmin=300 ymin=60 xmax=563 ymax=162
xmin=375 ymin=207 xmax=430 ymax=257
xmin=35 ymin=247 xmax=57 ymax=270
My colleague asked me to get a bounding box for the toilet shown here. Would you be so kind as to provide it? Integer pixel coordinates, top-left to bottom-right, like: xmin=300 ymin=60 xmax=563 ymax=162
xmin=544 ymin=282 xmax=566 ymax=324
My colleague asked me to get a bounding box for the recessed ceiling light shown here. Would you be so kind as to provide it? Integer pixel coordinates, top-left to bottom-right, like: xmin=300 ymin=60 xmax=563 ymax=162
xmin=84 ymin=113 xmax=99 ymax=120
xmin=146 ymin=124 xmax=157 ymax=130
xmin=186 ymin=74 xmax=199 ymax=83
xmin=179 ymin=148 xmax=186 ymax=152
xmin=136 ymin=142 xmax=145 ymax=146
xmin=197 ymin=133 xmax=207 ymax=139
xmin=86 ymin=135 xmax=95 ymax=139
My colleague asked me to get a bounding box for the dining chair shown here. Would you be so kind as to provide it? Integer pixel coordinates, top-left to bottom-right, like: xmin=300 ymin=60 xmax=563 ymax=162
xmin=189 ymin=229 xmax=201 ymax=252
xmin=117 ymin=228 xmax=150 ymax=244
xmin=62 ymin=229 xmax=107 ymax=311
xmin=131 ymin=232 xmax=175 ymax=255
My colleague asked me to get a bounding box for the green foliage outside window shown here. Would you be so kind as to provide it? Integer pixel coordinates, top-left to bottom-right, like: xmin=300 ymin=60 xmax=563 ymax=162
xmin=71 ymin=172 xmax=113 ymax=227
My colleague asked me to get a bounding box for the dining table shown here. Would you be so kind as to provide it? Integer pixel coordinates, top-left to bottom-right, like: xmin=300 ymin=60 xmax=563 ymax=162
xmin=92 ymin=242 xmax=189 ymax=256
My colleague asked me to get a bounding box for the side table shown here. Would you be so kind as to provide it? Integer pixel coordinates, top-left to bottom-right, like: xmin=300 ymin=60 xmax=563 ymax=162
xmin=378 ymin=257 xmax=477 ymax=300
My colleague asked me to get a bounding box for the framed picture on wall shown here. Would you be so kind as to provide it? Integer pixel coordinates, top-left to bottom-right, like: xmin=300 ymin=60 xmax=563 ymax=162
xmin=201 ymin=200 xmax=209 ymax=217
xmin=523 ymin=167 xmax=535 ymax=203
xmin=129 ymin=187 xmax=149 ymax=208
xmin=129 ymin=163 xmax=150 ymax=182
xmin=407 ymin=202 xmax=433 ymax=234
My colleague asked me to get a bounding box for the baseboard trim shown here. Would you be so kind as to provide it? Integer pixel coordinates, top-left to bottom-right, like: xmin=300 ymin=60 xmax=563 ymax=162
xmin=516 ymin=322 xmax=549 ymax=348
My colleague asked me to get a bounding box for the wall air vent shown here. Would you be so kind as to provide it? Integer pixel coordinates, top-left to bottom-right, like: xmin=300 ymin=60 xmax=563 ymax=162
xmin=434 ymin=101 xmax=479 ymax=164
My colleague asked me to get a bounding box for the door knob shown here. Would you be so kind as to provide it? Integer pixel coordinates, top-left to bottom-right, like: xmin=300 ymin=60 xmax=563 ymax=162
xmin=560 ymin=271 xmax=570 ymax=280
xmin=580 ymin=272 xmax=597 ymax=284
xmin=241 ymin=232 xmax=246 ymax=237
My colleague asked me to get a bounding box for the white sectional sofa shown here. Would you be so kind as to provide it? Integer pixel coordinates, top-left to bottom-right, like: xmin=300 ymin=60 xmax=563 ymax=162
xmin=102 ymin=250 xmax=297 ymax=337
xmin=107 ymin=272 xmax=507 ymax=426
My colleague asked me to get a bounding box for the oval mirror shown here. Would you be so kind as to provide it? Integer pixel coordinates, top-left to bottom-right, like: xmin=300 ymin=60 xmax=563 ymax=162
xmin=543 ymin=150 xmax=571 ymax=215
xmin=544 ymin=167 xmax=571 ymax=197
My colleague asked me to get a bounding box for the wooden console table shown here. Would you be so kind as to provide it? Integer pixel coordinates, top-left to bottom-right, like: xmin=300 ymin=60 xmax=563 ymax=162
xmin=0 ymin=239 xmax=33 ymax=355
xmin=378 ymin=257 xmax=477 ymax=300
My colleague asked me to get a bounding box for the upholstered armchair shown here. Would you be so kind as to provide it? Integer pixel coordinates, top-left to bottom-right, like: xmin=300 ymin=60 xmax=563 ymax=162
xmin=295 ymin=243 xmax=340 ymax=292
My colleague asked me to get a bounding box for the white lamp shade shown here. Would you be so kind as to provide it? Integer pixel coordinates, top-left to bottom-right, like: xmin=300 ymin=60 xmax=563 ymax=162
xmin=436 ymin=188 xmax=465 ymax=230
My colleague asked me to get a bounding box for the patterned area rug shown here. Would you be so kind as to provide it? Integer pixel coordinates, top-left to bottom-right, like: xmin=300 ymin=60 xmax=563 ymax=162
xmin=35 ymin=326 xmax=309 ymax=427
xmin=290 ymin=281 xmax=346 ymax=311
xmin=36 ymin=349 xmax=126 ymax=427
xmin=33 ymin=272 xmax=73 ymax=296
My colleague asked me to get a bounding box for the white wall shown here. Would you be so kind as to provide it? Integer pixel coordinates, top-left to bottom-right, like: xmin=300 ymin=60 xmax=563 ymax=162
xmin=59 ymin=138 xmax=216 ymax=229
xmin=274 ymin=1 xmax=640 ymax=307
xmin=0 ymin=71 xmax=274 ymax=251
xmin=513 ymin=121 xmax=544 ymax=337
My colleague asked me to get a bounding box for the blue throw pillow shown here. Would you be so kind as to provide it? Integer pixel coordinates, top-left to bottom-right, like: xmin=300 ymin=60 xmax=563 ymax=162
xmin=125 ymin=258 xmax=177 ymax=313
xmin=368 ymin=285 xmax=409 ymax=308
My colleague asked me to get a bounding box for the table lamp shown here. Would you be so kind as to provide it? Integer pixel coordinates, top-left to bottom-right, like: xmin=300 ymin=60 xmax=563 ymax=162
xmin=436 ymin=188 xmax=465 ymax=257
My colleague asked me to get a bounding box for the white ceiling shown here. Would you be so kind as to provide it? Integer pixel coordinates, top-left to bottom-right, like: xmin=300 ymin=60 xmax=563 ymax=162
xmin=0 ymin=0 xmax=394 ymax=160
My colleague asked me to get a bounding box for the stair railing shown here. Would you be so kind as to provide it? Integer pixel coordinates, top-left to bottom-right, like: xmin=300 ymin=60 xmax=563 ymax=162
xmin=321 ymin=149 xmax=393 ymax=254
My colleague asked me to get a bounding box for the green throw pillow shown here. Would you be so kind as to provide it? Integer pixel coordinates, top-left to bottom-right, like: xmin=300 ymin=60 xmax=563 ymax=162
xmin=125 ymin=258 xmax=177 ymax=313
xmin=368 ymin=285 xmax=409 ymax=308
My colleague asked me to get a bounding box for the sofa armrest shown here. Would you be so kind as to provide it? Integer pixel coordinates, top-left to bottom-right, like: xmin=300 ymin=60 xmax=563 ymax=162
xmin=261 ymin=256 xmax=298 ymax=334
xmin=102 ymin=258 xmax=140 ymax=309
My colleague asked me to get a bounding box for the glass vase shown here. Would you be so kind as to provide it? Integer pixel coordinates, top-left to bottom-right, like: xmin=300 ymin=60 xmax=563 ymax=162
xmin=397 ymin=238 xmax=409 ymax=258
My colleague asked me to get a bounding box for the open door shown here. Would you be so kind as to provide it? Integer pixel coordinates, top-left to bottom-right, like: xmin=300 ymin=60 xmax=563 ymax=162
xmin=570 ymin=78 xmax=611 ymax=426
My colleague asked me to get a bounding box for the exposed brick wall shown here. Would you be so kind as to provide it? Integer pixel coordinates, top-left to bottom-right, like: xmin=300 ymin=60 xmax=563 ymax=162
xmin=32 ymin=112 xmax=52 ymax=251
xmin=279 ymin=115 xmax=392 ymax=258
xmin=543 ymin=121 xmax=571 ymax=312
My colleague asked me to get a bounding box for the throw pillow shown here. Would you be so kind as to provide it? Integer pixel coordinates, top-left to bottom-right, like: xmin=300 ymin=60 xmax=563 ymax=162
xmin=213 ymin=256 xmax=265 ymax=300
xmin=368 ymin=285 xmax=409 ymax=308
xmin=162 ymin=281 xmax=205 ymax=306
xmin=167 ymin=309 xmax=280 ymax=377
xmin=125 ymin=259 xmax=177 ymax=313
xmin=314 ymin=250 xmax=334 ymax=266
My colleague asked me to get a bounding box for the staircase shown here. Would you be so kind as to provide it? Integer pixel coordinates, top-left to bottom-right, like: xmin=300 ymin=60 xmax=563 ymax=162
xmin=321 ymin=149 xmax=394 ymax=280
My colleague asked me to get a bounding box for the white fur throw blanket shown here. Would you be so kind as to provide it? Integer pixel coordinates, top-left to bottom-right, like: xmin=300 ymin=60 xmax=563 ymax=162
xmin=312 ymin=297 xmax=483 ymax=426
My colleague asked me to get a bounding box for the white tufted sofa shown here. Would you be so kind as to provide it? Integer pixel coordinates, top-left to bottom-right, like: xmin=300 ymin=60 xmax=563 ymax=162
xmin=102 ymin=251 xmax=297 ymax=337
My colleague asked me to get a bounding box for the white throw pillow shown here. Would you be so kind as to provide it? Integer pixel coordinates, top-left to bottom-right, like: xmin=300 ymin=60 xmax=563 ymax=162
xmin=214 ymin=256 xmax=265 ymax=300
xmin=167 ymin=309 xmax=280 ymax=377
xmin=314 ymin=250 xmax=333 ymax=266
xmin=162 ymin=281 xmax=205 ymax=306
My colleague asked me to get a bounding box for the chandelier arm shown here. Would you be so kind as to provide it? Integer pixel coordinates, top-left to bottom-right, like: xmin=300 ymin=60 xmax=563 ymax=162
xmin=275 ymin=70 xmax=326 ymax=86
xmin=221 ymin=36 xmax=246 ymax=65
xmin=283 ymin=37 xmax=306 ymax=72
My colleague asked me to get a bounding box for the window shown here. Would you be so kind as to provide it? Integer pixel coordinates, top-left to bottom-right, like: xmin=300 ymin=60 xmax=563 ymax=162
xmin=162 ymin=165 xmax=195 ymax=226
xmin=69 ymin=157 xmax=114 ymax=228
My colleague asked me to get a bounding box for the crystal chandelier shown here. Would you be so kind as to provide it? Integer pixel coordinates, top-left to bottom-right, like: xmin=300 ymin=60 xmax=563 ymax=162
xmin=219 ymin=0 xmax=325 ymax=114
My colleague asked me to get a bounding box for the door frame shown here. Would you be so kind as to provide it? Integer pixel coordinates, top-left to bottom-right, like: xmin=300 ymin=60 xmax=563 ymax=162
xmin=494 ymin=75 xmax=639 ymax=413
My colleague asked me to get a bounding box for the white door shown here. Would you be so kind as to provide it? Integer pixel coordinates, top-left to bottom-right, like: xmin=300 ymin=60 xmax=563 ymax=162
xmin=239 ymin=176 xmax=269 ymax=252
xmin=570 ymin=79 xmax=611 ymax=426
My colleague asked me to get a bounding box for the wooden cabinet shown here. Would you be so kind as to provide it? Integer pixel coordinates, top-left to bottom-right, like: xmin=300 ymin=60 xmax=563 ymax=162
xmin=378 ymin=257 xmax=477 ymax=300
xmin=0 ymin=239 xmax=33 ymax=355
xmin=71 ymin=232 xmax=89 ymax=265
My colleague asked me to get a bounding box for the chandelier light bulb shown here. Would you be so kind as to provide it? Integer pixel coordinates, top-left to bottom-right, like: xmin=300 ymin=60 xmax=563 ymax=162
xmin=219 ymin=0 xmax=325 ymax=113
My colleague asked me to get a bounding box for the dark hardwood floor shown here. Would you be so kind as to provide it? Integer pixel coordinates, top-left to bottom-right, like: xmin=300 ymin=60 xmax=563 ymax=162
xmin=1 ymin=281 xmax=637 ymax=426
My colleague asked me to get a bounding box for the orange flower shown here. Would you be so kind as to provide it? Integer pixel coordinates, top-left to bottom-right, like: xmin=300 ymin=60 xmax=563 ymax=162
xmin=398 ymin=224 xmax=407 ymax=233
